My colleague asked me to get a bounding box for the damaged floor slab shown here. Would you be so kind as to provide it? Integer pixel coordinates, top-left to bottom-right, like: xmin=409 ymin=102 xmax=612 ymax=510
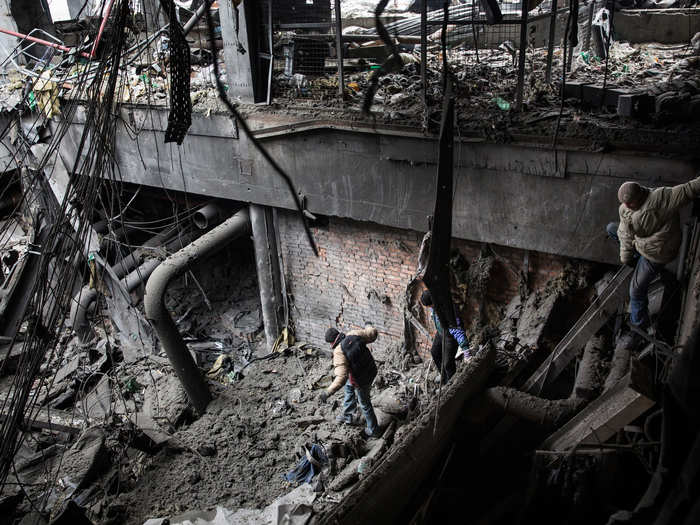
xmin=0 ymin=0 xmax=699 ymax=524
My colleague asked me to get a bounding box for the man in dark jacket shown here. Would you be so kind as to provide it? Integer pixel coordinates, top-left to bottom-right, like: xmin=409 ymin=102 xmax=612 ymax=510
xmin=420 ymin=289 xmax=470 ymax=383
xmin=319 ymin=325 xmax=380 ymax=438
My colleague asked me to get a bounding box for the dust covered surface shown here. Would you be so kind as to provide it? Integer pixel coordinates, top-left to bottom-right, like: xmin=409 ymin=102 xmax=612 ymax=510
xmin=250 ymin=41 xmax=700 ymax=151
xmin=0 ymin=240 xmax=457 ymax=524
xmin=101 ymin=338 xmax=459 ymax=524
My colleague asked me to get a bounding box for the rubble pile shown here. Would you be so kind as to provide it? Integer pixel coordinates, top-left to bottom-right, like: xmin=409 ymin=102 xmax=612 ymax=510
xmin=265 ymin=36 xmax=700 ymax=143
xmin=0 ymin=238 xmax=470 ymax=524
xmin=0 ymin=210 xmax=602 ymax=524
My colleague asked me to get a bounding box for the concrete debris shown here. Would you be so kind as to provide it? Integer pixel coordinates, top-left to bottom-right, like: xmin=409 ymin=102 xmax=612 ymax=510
xmin=130 ymin=413 xmax=171 ymax=447
xmin=145 ymin=483 xmax=316 ymax=525
xmin=142 ymin=373 xmax=191 ymax=428
xmin=49 ymin=499 xmax=93 ymax=525
xmin=371 ymin=388 xmax=408 ymax=416
xmin=328 ymin=459 xmax=362 ymax=492
xmin=0 ymin=343 xmax=24 ymax=376
xmin=541 ymin=361 xmax=656 ymax=451
xmin=58 ymin=427 xmax=109 ymax=491
xmin=81 ymin=376 xmax=111 ymax=422
xmin=604 ymin=333 xmax=635 ymax=391
xmin=574 ymin=335 xmax=608 ymax=400
xmin=54 ymin=356 xmax=80 ymax=384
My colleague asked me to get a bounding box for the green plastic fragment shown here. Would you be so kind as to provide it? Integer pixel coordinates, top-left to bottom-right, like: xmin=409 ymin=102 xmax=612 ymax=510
xmin=493 ymin=97 xmax=510 ymax=111
xmin=124 ymin=377 xmax=140 ymax=393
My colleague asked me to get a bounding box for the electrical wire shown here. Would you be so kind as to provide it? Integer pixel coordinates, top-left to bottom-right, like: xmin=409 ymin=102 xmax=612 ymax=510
xmin=0 ymin=0 xmax=142 ymax=498
xmin=203 ymin=5 xmax=319 ymax=257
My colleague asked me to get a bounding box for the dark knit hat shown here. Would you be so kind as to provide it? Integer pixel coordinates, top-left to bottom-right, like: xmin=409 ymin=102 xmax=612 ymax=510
xmin=325 ymin=327 xmax=340 ymax=344
xmin=618 ymin=182 xmax=646 ymax=205
xmin=420 ymin=289 xmax=433 ymax=306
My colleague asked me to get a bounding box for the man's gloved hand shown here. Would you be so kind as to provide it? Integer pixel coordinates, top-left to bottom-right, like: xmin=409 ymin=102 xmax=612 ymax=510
xmin=318 ymin=391 xmax=329 ymax=404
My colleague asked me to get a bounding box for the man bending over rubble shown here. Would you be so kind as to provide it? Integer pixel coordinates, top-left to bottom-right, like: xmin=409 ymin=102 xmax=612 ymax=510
xmin=319 ymin=324 xmax=380 ymax=438
xmin=607 ymin=175 xmax=700 ymax=330
xmin=420 ymin=289 xmax=470 ymax=384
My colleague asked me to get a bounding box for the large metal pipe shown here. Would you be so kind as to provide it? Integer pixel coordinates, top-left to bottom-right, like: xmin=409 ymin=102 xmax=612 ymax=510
xmin=69 ymin=227 xmax=190 ymax=337
xmin=144 ymin=208 xmax=251 ymax=413
xmin=193 ymin=202 xmax=224 ymax=230
xmin=250 ymin=205 xmax=283 ymax=351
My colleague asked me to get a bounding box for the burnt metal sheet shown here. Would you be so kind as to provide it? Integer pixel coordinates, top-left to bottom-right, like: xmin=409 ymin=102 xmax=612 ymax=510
xmin=423 ymin=86 xmax=456 ymax=330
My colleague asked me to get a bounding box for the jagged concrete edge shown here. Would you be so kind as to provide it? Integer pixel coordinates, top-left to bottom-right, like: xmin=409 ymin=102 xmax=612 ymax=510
xmin=318 ymin=345 xmax=497 ymax=525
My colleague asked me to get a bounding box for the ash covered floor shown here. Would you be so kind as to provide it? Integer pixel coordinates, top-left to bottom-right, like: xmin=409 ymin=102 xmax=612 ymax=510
xmin=1 ymin=228 xmax=608 ymax=524
xmin=0 ymin=236 xmax=454 ymax=523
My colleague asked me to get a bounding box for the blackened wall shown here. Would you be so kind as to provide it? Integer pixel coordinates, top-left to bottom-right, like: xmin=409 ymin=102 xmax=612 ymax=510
xmin=277 ymin=212 xmax=586 ymax=359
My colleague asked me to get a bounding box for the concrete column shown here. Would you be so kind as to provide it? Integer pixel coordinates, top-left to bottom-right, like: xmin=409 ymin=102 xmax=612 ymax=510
xmin=0 ymin=0 xmax=19 ymax=68
xmin=250 ymin=204 xmax=284 ymax=351
xmin=220 ymin=0 xmax=254 ymax=102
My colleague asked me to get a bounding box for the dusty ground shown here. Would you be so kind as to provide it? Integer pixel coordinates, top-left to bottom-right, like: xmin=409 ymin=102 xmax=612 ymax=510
xmin=111 ymin=347 xmax=424 ymax=524
xmin=11 ymin=33 xmax=694 ymax=150
xmin=263 ymin=41 xmax=700 ymax=147
xmin=0 ymin=228 xmax=603 ymax=524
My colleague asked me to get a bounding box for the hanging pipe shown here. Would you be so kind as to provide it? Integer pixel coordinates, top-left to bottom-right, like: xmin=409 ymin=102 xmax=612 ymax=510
xmin=90 ymin=0 xmax=117 ymax=58
xmin=69 ymin=227 xmax=194 ymax=338
xmin=70 ymin=203 xmax=226 ymax=337
xmin=144 ymin=208 xmax=251 ymax=413
xmin=0 ymin=27 xmax=92 ymax=58
xmin=193 ymin=202 xmax=224 ymax=230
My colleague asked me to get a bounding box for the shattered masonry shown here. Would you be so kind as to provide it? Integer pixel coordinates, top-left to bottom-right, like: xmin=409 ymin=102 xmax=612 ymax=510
xmin=0 ymin=0 xmax=699 ymax=524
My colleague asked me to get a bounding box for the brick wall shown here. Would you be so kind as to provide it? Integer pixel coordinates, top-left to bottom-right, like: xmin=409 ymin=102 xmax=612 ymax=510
xmin=277 ymin=212 xmax=421 ymax=357
xmin=277 ymin=211 xmax=580 ymax=360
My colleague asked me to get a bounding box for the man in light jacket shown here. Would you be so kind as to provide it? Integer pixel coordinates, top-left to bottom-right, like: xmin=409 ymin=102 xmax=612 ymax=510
xmin=319 ymin=324 xmax=380 ymax=438
xmin=607 ymin=175 xmax=700 ymax=328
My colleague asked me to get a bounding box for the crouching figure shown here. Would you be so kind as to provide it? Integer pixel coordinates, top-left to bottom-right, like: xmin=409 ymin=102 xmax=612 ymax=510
xmin=319 ymin=324 xmax=380 ymax=438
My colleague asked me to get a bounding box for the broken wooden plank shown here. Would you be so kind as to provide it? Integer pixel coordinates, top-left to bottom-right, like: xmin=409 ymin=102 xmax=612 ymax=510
xmin=521 ymin=265 xmax=632 ymax=396
xmin=480 ymin=266 xmax=633 ymax=455
xmin=0 ymin=404 xmax=83 ymax=434
xmin=541 ymin=362 xmax=655 ymax=451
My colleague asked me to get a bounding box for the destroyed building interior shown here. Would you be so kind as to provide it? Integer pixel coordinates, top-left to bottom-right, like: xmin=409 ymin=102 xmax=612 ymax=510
xmin=1 ymin=0 xmax=700 ymax=523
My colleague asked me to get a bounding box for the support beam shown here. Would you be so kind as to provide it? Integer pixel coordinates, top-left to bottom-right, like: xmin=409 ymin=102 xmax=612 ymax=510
xmin=250 ymin=205 xmax=284 ymax=351
xmin=515 ymin=0 xmax=529 ymax=111
xmin=541 ymin=362 xmax=655 ymax=451
xmin=0 ymin=403 xmax=82 ymax=435
xmin=334 ymin=0 xmax=344 ymax=98
xmin=481 ymin=266 xmax=632 ymax=454
xmin=521 ymin=265 xmax=632 ymax=396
